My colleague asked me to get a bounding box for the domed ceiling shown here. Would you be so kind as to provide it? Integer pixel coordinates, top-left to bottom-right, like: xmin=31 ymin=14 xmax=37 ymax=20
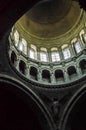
xmin=14 ymin=0 xmax=84 ymax=49
xmin=27 ymin=0 xmax=72 ymax=23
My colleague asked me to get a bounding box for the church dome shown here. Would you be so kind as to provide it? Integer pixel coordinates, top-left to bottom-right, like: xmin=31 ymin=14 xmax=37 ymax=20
xmin=8 ymin=0 xmax=86 ymax=87
xmin=27 ymin=0 xmax=72 ymax=24
xmin=16 ymin=0 xmax=81 ymax=38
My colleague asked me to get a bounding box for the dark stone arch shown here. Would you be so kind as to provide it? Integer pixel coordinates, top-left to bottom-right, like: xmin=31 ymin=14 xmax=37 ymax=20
xmin=55 ymin=69 xmax=64 ymax=82
xmin=30 ymin=66 xmax=38 ymax=80
xmin=19 ymin=60 xmax=26 ymax=75
xmin=0 ymin=75 xmax=55 ymax=130
xmin=67 ymin=66 xmax=77 ymax=79
xmin=42 ymin=70 xmax=51 ymax=83
xmin=60 ymin=84 xmax=86 ymax=130
xmin=11 ymin=51 xmax=17 ymax=65
xmin=68 ymin=96 xmax=86 ymax=130
xmin=79 ymin=59 xmax=86 ymax=74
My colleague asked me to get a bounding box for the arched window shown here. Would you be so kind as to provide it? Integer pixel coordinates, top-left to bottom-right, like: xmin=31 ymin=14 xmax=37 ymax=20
xmin=74 ymin=41 xmax=82 ymax=53
xmin=62 ymin=45 xmax=71 ymax=60
xmin=21 ymin=38 xmax=27 ymax=54
xmin=40 ymin=48 xmax=48 ymax=62
xmin=55 ymin=70 xmax=64 ymax=82
xmin=29 ymin=44 xmax=37 ymax=59
xmin=19 ymin=60 xmax=26 ymax=75
xmin=11 ymin=51 xmax=17 ymax=65
xmin=30 ymin=67 xmax=37 ymax=80
xmin=79 ymin=59 xmax=86 ymax=74
xmin=51 ymin=48 xmax=60 ymax=62
xmin=29 ymin=49 xmax=35 ymax=59
xmin=40 ymin=52 xmax=47 ymax=62
xmin=42 ymin=70 xmax=50 ymax=83
xmin=67 ymin=66 xmax=77 ymax=79
xmin=14 ymin=30 xmax=19 ymax=47
xmin=18 ymin=38 xmax=27 ymax=55
xmin=18 ymin=41 xmax=23 ymax=51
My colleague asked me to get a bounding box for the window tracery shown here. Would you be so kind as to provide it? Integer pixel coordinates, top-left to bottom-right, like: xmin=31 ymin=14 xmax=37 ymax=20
xmin=63 ymin=48 xmax=71 ymax=59
xmin=74 ymin=41 xmax=82 ymax=53
xmin=29 ymin=44 xmax=37 ymax=59
xmin=40 ymin=48 xmax=48 ymax=62
xmin=10 ymin=28 xmax=86 ymax=63
xmin=51 ymin=52 xmax=60 ymax=62
xmin=30 ymin=49 xmax=35 ymax=59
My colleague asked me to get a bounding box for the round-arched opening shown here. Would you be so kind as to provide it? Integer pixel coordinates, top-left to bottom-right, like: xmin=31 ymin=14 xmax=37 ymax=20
xmin=42 ymin=70 xmax=50 ymax=83
xmin=0 ymin=76 xmax=55 ymax=130
xmin=0 ymin=90 xmax=43 ymax=130
xmin=55 ymin=70 xmax=64 ymax=82
xmin=64 ymin=92 xmax=86 ymax=130
xmin=0 ymin=84 xmax=42 ymax=130
xmin=79 ymin=59 xmax=86 ymax=74
xmin=67 ymin=66 xmax=77 ymax=79
xmin=30 ymin=66 xmax=38 ymax=80
xmin=11 ymin=51 xmax=17 ymax=65
xmin=19 ymin=60 xmax=26 ymax=75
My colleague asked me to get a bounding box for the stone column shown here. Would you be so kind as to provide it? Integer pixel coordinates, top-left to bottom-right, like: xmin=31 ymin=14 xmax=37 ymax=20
xmin=26 ymin=66 xmax=30 ymax=79
xmin=58 ymin=47 xmax=64 ymax=61
xmin=48 ymin=51 xmax=52 ymax=62
xmin=15 ymin=58 xmax=20 ymax=71
xmin=50 ymin=72 xmax=56 ymax=84
xmin=76 ymin=64 xmax=82 ymax=77
xmin=64 ymin=70 xmax=69 ymax=82
xmin=27 ymin=45 xmax=30 ymax=58
xmin=36 ymin=48 xmax=40 ymax=61
xmin=37 ymin=69 xmax=42 ymax=82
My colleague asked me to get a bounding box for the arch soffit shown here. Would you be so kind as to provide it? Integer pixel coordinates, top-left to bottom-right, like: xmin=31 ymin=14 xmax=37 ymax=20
xmin=60 ymin=84 xmax=86 ymax=130
xmin=0 ymin=74 xmax=55 ymax=130
xmin=77 ymin=56 xmax=86 ymax=65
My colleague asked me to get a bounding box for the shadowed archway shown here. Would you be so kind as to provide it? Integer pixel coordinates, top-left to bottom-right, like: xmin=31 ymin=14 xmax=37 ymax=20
xmin=0 ymin=75 xmax=55 ymax=130
xmin=60 ymin=84 xmax=86 ymax=130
